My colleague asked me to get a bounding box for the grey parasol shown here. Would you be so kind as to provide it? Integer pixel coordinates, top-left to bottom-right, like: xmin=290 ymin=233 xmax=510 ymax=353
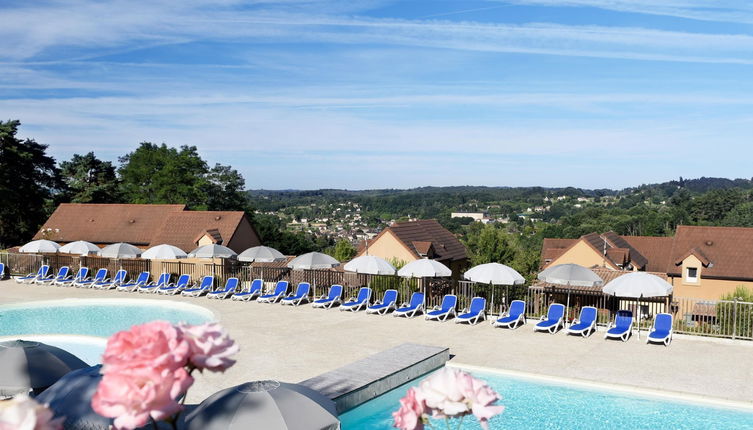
xmin=464 ymin=263 xmax=525 ymax=311
xmin=603 ymin=272 xmax=673 ymax=339
xmin=238 ymin=246 xmax=286 ymax=263
xmin=188 ymin=244 xmax=237 ymax=259
xmin=19 ymin=239 xmax=60 ymax=254
xmin=343 ymin=255 xmax=396 ymax=275
xmin=287 ymin=252 xmax=339 ymax=270
xmin=184 ymin=381 xmax=340 ymax=430
xmin=98 ymin=242 xmax=142 ymax=259
xmin=35 ymin=365 xmax=112 ymax=430
xmin=0 ymin=340 xmax=88 ymax=397
xmin=59 ymin=240 xmax=100 ymax=256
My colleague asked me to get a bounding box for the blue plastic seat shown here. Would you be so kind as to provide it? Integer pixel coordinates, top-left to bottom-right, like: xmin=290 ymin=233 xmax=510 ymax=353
xmin=15 ymin=265 xmax=49 ymax=284
xmin=605 ymin=310 xmax=633 ymax=342
xmin=312 ymin=284 xmax=343 ymax=309
xmin=394 ymin=292 xmax=425 ymax=319
xmin=159 ymin=274 xmax=191 ymax=295
xmin=181 ymin=275 xmax=215 ymax=297
xmin=207 ymin=277 xmax=240 ymax=300
xmin=492 ymin=300 xmax=526 ymax=329
xmin=231 ymin=279 xmax=264 ymax=301
xmin=281 ymin=282 xmax=311 ymax=306
xmin=37 ymin=266 xmax=69 ymax=285
xmin=96 ymin=269 xmax=127 ymax=289
xmin=534 ymin=303 xmax=565 ymax=334
xmin=455 ymin=297 xmax=486 ymax=325
xmin=647 ymin=313 xmax=673 ymax=346
xmin=567 ymin=306 xmax=598 ymax=337
xmin=138 ymin=273 xmax=170 ymax=293
xmin=365 ymin=289 xmax=398 ymax=315
xmin=257 ymin=281 xmax=289 ymax=303
xmin=340 ymin=287 xmax=372 ymax=312
xmin=117 ymin=271 xmax=150 ymax=292
xmin=58 ymin=267 xmax=89 ymax=287
xmin=425 ymin=295 xmax=457 ymax=322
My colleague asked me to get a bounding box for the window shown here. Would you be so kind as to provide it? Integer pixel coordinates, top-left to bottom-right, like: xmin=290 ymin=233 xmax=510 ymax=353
xmin=686 ymin=267 xmax=698 ymax=283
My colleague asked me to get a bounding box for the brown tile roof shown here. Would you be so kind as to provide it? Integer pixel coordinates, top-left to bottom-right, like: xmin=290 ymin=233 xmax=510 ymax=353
xmin=622 ymin=236 xmax=674 ymax=273
xmin=667 ymin=225 xmax=753 ymax=280
xmin=194 ymin=229 xmax=223 ymax=244
xmin=605 ymin=248 xmax=629 ymax=266
xmin=412 ymin=241 xmax=434 ymax=257
xmin=34 ymin=203 xmax=185 ymax=245
xmin=367 ymin=219 xmax=468 ymax=263
xmin=540 ymin=238 xmax=577 ymax=268
xmin=602 ymin=231 xmax=648 ymax=269
xmin=150 ymin=211 xmax=245 ymax=251
xmin=34 ymin=204 xmax=256 ymax=253
xmin=532 ymin=267 xmax=670 ymax=294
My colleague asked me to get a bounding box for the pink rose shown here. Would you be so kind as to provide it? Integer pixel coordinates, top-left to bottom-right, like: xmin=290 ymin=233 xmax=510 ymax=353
xmin=392 ymin=387 xmax=425 ymax=430
xmin=178 ymin=322 xmax=239 ymax=372
xmin=0 ymin=394 xmax=64 ymax=430
xmin=92 ymin=366 xmax=193 ymax=430
xmin=101 ymin=321 xmax=190 ymax=373
xmin=456 ymin=372 xmax=505 ymax=430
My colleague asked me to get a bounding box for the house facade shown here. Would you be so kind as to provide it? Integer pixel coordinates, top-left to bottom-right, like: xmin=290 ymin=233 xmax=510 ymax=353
xmin=541 ymin=226 xmax=753 ymax=300
xmin=34 ymin=203 xmax=262 ymax=253
xmin=356 ymin=219 xmax=469 ymax=279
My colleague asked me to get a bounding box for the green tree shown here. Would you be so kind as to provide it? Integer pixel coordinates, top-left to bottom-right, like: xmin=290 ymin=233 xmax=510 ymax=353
xmin=723 ymin=202 xmax=753 ymax=227
xmin=0 ymin=120 xmax=63 ymax=247
xmin=464 ymin=224 xmax=516 ymax=266
xmin=205 ymin=163 xmax=250 ymax=211
xmin=60 ymin=152 xmax=120 ymax=203
xmin=118 ymin=143 xmax=209 ymax=208
xmin=326 ymin=239 xmax=356 ymax=262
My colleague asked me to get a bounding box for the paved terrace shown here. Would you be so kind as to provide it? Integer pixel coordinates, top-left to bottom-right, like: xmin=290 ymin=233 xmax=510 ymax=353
xmin=2 ymin=279 xmax=753 ymax=405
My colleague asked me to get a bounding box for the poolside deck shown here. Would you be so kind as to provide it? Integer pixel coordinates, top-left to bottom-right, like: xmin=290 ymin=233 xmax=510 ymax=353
xmin=2 ymin=279 xmax=753 ymax=405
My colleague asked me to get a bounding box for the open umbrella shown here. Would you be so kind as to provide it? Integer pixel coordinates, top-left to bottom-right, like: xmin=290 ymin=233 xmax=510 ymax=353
xmin=35 ymin=365 xmax=111 ymax=430
xmin=19 ymin=240 xmax=60 ymax=254
xmin=141 ymin=244 xmax=187 ymax=260
xmin=464 ymin=263 xmax=525 ymax=312
xmin=0 ymin=340 xmax=88 ymax=397
xmin=238 ymin=246 xmax=286 ymax=263
xmin=343 ymin=255 xmax=396 ymax=275
xmin=188 ymin=244 xmax=237 ymax=259
xmin=59 ymin=240 xmax=100 ymax=256
xmin=397 ymin=259 xmax=451 ymax=278
xmin=602 ymin=272 xmax=673 ymax=338
xmin=287 ymin=252 xmax=339 ymax=270
xmin=184 ymin=381 xmax=339 ymax=430
xmin=98 ymin=242 xmax=142 ymax=259
xmin=538 ymin=264 xmax=604 ymax=328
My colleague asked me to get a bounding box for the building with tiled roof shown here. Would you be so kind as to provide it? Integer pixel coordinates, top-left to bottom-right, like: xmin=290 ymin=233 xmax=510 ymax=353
xmin=540 ymin=226 xmax=753 ymax=300
xmin=34 ymin=203 xmax=261 ymax=253
xmin=355 ymin=219 xmax=469 ymax=278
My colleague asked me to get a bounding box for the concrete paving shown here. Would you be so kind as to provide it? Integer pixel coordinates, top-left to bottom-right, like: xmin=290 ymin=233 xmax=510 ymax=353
xmin=2 ymin=279 xmax=753 ymax=405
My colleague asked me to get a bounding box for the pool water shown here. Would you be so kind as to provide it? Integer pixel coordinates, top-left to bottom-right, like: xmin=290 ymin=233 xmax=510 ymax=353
xmin=340 ymin=368 xmax=753 ymax=429
xmin=0 ymin=299 xmax=214 ymax=338
xmin=0 ymin=335 xmax=107 ymax=365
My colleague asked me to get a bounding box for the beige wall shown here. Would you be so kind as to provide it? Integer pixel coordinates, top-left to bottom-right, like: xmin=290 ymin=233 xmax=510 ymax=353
xmin=197 ymin=235 xmax=215 ymax=247
xmin=358 ymin=230 xmax=418 ymax=263
xmin=672 ymin=255 xmax=750 ymax=300
xmin=226 ymin=216 xmax=262 ymax=253
xmin=549 ymin=240 xmax=617 ymax=269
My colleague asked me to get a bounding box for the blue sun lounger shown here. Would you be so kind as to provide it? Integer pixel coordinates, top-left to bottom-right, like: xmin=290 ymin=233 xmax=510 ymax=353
xmin=340 ymin=287 xmax=372 ymax=312
xmin=158 ymin=274 xmax=191 ymax=295
xmin=181 ymin=275 xmax=214 ymax=297
xmin=207 ymin=277 xmax=240 ymax=300
xmin=75 ymin=268 xmax=105 ymax=288
xmin=95 ymin=269 xmax=127 ymax=289
xmin=281 ymin=282 xmax=311 ymax=306
xmin=231 ymin=279 xmax=264 ymax=301
xmin=138 ymin=273 xmax=169 ymax=293
xmin=117 ymin=271 xmax=150 ymax=292
xmin=605 ymin=310 xmax=633 ymax=342
xmin=394 ymin=292 xmax=425 ymax=318
xmin=492 ymin=300 xmax=526 ymax=329
xmin=567 ymin=306 xmax=598 ymax=337
xmin=257 ymin=281 xmax=289 ymax=303
xmin=534 ymin=303 xmax=565 ymax=334
xmin=425 ymin=294 xmax=457 ymax=322
xmin=57 ymin=267 xmax=89 ymax=287
xmin=312 ymin=284 xmax=343 ymax=309
xmin=0 ymin=263 xmax=4 ymax=279
xmin=454 ymin=296 xmax=486 ymax=325
xmin=366 ymin=289 xmax=398 ymax=315
xmin=646 ymin=313 xmax=673 ymax=346
xmin=15 ymin=265 xmax=49 ymax=284
xmin=37 ymin=266 xmax=70 ymax=285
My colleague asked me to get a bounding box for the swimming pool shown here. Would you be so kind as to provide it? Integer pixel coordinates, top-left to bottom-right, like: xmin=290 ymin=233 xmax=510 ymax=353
xmin=340 ymin=366 xmax=753 ymax=429
xmin=0 ymin=299 xmax=215 ymax=338
xmin=0 ymin=334 xmax=106 ymax=366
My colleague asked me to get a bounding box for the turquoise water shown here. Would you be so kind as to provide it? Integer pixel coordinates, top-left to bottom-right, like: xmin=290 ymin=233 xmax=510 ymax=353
xmin=0 ymin=299 xmax=214 ymax=338
xmin=340 ymin=369 xmax=753 ymax=429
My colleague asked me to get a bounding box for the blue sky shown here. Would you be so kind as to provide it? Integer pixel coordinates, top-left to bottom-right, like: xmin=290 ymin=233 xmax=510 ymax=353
xmin=2 ymin=1 xmax=752 ymax=190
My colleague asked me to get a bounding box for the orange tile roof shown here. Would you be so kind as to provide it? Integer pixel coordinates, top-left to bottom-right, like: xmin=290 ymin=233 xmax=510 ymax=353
xmin=359 ymin=219 xmax=467 ymax=263
xmin=539 ymin=238 xmax=577 ymax=268
xmin=667 ymin=225 xmax=753 ymax=280
xmin=622 ymin=236 xmax=674 ymax=273
xmin=150 ymin=211 xmax=245 ymax=251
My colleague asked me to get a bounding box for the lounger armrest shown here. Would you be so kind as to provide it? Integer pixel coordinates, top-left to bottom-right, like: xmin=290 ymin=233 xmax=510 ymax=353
xmin=539 ymin=315 xmax=546 ymax=321
xmin=400 ymin=302 xmax=410 ymax=308
xmin=431 ymin=305 xmax=440 ymax=311
xmin=373 ymin=300 xmax=384 ymax=306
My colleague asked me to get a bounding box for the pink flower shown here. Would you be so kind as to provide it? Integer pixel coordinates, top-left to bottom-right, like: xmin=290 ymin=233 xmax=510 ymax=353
xmin=457 ymin=372 xmax=505 ymax=430
xmin=101 ymin=321 xmax=190 ymax=373
xmin=392 ymin=387 xmax=425 ymax=430
xmin=0 ymin=394 xmax=64 ymax=430
xmin=92 ymin=366 xmax=193 ymax=430
xmin=178 ymin=322 xmax=239 ymax=372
